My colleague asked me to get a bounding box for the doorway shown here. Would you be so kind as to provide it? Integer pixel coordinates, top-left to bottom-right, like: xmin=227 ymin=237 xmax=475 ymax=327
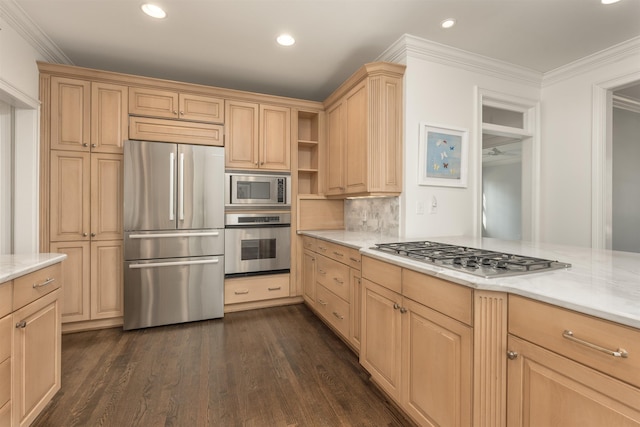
xmin=477 ymin=90 xmax=539 ymax=242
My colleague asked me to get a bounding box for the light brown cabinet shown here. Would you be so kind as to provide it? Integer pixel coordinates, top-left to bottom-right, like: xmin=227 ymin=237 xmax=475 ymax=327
xmin=296 ymin=110 xmax=323 ymax=196
xmin=225 ymin=100 xmax=291 ymax=170
xmin=507 ymin=295 xmax=640 ymax=426
xmin=3 ymin=262 xmax=63 ymax=427
xmin=360 ymin=256 xmax=473 ymax=427
xmin=323 ymin=62 xmax=405 ymax=197
xmin=129 ymin=87 xmax=224 ymax=123
xmin=51 ymin=77 xmax=127 ymax=153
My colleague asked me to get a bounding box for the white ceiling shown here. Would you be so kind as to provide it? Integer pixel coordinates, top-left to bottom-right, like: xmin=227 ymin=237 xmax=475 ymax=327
xmin=8 ymin=0 xmax=640 ymax=101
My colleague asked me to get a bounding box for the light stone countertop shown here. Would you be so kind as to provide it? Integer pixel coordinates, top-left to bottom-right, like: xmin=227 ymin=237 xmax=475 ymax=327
xmin=0 ymin=253 xmax=68 ymax=284
xmin=299 ymin=230 xmax=640 ymax=329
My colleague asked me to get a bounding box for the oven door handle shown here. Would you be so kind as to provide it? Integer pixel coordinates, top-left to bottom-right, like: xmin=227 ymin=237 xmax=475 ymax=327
xmin=128 ymin=231 xmax=220 ymax=239
xmin=129 ymin=259 xmax=220 ymax=269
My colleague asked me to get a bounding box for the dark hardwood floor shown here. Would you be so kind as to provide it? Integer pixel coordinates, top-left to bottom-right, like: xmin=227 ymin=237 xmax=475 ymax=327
xmin=33 ymin=304 xmax=412 ymax=427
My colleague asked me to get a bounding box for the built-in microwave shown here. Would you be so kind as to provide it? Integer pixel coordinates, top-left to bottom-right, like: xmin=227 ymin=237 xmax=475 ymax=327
xmin=225 ymin=171 xmax=291 ymax=208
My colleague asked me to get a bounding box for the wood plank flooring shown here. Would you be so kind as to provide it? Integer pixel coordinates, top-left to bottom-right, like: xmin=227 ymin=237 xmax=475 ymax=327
xmin=33 ymin=304 xmax=413 ymax=427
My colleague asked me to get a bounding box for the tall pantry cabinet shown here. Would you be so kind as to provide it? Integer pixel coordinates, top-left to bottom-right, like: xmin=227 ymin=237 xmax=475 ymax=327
xmin=40 ymin=73 xmax=125 ymax=330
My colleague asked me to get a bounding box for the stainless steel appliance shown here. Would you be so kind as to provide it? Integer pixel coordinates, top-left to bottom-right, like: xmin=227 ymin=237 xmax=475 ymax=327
xmin=123 ymin=140 xmax=225 ymax=330
xmin=225 ymin=171 xmax=291 ymax=208
xmin=372 ymin=241 xmax=571 ymax=278
xmin=224 ymin=212 xmax=291 ymax=276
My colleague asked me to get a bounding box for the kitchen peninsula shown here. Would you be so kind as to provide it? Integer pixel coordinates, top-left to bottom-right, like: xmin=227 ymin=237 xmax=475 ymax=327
xmin=299 ymin=230 xmax=640 ymax=426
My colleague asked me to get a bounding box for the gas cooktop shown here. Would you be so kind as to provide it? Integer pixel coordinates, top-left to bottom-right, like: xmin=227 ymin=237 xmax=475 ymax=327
xmin=372 ymin=241 xmax=571 ymax=278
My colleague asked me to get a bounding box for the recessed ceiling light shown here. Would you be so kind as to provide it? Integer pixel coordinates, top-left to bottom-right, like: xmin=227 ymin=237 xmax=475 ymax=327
xmin=441 ymin=18 xmax=456 ymax=29
xmin=141 ymin=4 xmax=167 ymax=19
xmin=601 ymin=0 xmax=621 ymax=3
xmin=276 ymin=34 xmax=295 ymax=46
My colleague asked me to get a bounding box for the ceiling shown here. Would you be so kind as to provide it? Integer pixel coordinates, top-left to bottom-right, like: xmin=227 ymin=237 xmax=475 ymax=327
xmin=8 ymin=0 xmax=640 ymax=102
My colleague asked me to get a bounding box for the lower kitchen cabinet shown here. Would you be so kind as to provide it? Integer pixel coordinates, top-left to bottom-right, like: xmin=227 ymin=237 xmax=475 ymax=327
xmin=302 ymin=249 xmax=316 ymax=305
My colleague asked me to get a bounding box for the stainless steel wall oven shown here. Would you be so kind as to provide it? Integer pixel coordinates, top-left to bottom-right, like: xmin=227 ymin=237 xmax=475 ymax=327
xmin=224 ymin=212 xmax=290 ymax=276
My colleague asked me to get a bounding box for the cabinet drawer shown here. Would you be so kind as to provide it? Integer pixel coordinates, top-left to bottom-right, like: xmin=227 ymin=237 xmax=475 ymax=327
xmin=403 ymin=269 xmax=473 ymax=325
xmin=315 ymin=240 xmax=360 ymax=268
xmin=302 ymin=236 xmax=316 ymax=252
xmin=362 ymin=256 xmax=401 ymax=293
xmin=316 ymin=255 xmax=350 ymax=302
xmin=0 ymin=357 xmax=9 ymax=410
xmin=129 ymin=116 xmax=224 ymax=146
xmin=225 ymin=274 xmax=289 ymax=304
xmin=509 ymin=295 xmax=640 ymax=388
xmin=0 ymin=315 xmax=10 ymax=362
xmin=13 ymin=263 xmax=62 ymax=311
xmin=316 ymin=284 xmax=350 ymax=339
xmin=0 ymin=281 xmax=11 ymax=318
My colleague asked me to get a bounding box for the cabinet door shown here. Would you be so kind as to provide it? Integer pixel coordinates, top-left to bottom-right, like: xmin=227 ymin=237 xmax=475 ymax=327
xmin=129 ymin=87 xmax=179 ymax=119
xmin=507 ymin=335 xmax=640 ymax=427
xmin=302 ymin=250 xmax=316 ymax=304
xmin=50 ymin=151 xmax=91 ymax=242
xmin=91 ymin=240 xmax=124 ymax=320
xmin=402 ymin=298 xmax=472 ymax=427
xmin=50 ymin=77 xmax=90 ymax=152
xmin=50 ymin=241 xmax=90 ymax=323
xmin=349 ymin=269 xmax=362 ymax=351
xmin=179 ymin=93 xmax=224 ymax=123
xmin=12 ymin=289 xmax=61 ymax=427
xmin=325 ymin=102 xmax=345 ymax=195
xmin=91 ymin=82 xmax=127 ymax=153
xmin=91 ymin=153 xmax=123 ymax=240
xmin=225 ymin=100 xmax=259 ymax=169
xmin=259 ymin=104 xmax=291 ymax=170
xmin=344 ymin=81 xmax=368 ymax=194
xmin=360 ymin=278 xmax=402 ymax=401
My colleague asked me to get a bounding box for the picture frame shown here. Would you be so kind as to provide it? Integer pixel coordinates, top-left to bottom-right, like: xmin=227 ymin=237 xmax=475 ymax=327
xmin=418 ymin=122 xmax=468 ymax=187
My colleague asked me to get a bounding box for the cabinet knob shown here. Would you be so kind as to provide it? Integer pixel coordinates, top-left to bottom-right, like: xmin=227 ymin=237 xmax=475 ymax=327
xmin=173 ymin=110 xmax=178 ymax=115
xmin=260 ymin=162 xmax=264 ymax=165
xmin=254 ymin=162 xmax=258 ymax=165
xmin=393 ymin=303 xmax=400 ymax=310
xmin=83 ymin=143 xmax=89 ymax=147
xmin=15 ymin=320 xmax=26 ymax=329
xmin=83 ymin=232 xmax=88 ymax=237
xmin=91 ymin=143 xmax=97 ymax=148
xmin=91 ymin=232 xmax=96 ymax=237
xmin=399 ymin=307 xmax=407 ymax=314
xmin=180 ymin=111 xmax=184 ymax=115
xmin=507 ymin=351 xmax=519 ymax=360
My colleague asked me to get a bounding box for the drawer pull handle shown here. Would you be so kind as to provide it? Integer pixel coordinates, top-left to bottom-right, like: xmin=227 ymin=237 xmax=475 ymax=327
xmin=333 ymin=278 xmax=344 ymax=285
xmin=562 ymin=330 xmax=628 ymax=358
xmin=333 ymin=251 xmax=344 ymax=257
xmin=332 ymin=311 xmax=344 ymax=320
xmin=318 ymin=299 xmax=327 ymax=306
xmin=33 ymin=277 xmax=56 ymax=288
xmin=268 ymin=287 xmax=281 ymax=291
xmin=318 ymin=246 xmax=327 ymax=251
xmin=318 ymin=269 xmax=326 ymax=275
xmin=349 ymin=257 xmax=360 ymax=263
xmin=234 ymin=289 xmax=249 ymax=295
xmin=15 ymin=320 xmax=27 ymax=329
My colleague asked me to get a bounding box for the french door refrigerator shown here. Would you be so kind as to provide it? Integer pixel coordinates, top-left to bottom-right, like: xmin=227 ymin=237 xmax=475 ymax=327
xmin=123 ymin=140 xmax=224 ymax=330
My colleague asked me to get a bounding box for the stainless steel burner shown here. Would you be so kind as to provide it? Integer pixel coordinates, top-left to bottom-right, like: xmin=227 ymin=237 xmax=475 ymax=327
xmin=372 ymin=241 xmax=571 ymax=278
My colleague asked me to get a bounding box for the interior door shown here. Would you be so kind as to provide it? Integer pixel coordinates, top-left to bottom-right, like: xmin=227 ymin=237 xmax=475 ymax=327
xmin=177 ymin=144 xmax=224 ymax=230
xmin=124 ymin=140 xmax=177 ymax=231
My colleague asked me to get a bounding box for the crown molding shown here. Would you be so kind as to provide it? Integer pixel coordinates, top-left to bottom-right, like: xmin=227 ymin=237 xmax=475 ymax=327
xmin=0 ymin=0 xmax=72 ymax=64
xmin=543 ymin=36 xmax=640 ymax=87
xmin=376 ymin=34 xmax=543 ymax=88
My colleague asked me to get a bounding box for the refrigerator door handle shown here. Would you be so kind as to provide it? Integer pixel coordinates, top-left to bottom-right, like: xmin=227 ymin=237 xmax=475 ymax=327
xmin=169 ymin=152 xmax=175 ymax=221
xmin=179 ymin=152 xmax=185 ymax=221
xmin=128 ymin=259 xmax=220 ymax=269
xmin=128 ymin=231 xmax=220 ymax=239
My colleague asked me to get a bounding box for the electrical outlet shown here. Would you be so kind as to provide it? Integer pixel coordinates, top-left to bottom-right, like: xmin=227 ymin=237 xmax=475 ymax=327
xmin=416 ymin=201 xmax=425 ymax=215
xmin=429 ymin=196 xmax=438 ymax=214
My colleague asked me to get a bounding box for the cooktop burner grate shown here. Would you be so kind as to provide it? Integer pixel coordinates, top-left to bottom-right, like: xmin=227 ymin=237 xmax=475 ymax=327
xmin=372 ymin=241 xmax=571 ymax=278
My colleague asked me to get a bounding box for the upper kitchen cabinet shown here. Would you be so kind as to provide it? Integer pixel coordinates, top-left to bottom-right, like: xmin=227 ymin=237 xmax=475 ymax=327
xmin=50 ymin=77 xmax=127 ymax=153
xmin=225 ymin=100 xmax=291 ymax=171
xmin=129 ymin=87 xmax=224 ymax=123
xmin=323 ymin=62 xmax=405 ymax=197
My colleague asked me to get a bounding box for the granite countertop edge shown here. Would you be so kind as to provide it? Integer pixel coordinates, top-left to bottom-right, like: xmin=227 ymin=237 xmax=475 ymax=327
xmin=0 ymin=253 xmax=68 ymax=284
xmin=299 ymin=230 xmax=640 ymax=330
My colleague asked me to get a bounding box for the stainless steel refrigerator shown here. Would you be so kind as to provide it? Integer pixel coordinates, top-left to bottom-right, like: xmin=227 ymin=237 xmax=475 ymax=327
xmin=123 ymin=140 xmax=224 ymax=330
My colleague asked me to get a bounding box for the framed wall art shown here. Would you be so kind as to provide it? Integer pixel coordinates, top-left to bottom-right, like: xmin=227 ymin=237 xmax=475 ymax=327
xmin=418 ymin=122 xmax=468 ymax=187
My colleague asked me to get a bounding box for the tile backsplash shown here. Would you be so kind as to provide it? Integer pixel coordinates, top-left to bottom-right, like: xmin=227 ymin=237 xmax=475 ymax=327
xmin=344 ymin=197 xmax=399 ymax=235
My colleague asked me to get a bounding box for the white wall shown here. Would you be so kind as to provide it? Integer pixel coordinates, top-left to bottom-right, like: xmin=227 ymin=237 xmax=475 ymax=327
xmin=0 ymin=13 xmax=47 ymax=253
xmin=612 ymin=107 xmax=640 ymax=253
xmin=380 ymin=37 xmax=541 ymax=239
xmin=540 ymin=41 xmax=640 ymax=247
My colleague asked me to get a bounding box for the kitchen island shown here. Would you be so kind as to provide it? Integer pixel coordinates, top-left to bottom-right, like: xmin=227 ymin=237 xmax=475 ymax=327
xmin=1 ymin=253 xmax=66 ymax=427
xmin=299 ymin=230 xmax=640 ymax=427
